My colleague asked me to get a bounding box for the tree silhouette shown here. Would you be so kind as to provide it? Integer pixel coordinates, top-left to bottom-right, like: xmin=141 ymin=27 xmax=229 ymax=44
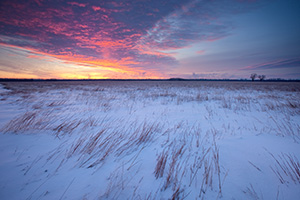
xmin=250 ymin=73 xmax=257 ymax=81
xmin=258 ymin=75 xmax=266 ymax=81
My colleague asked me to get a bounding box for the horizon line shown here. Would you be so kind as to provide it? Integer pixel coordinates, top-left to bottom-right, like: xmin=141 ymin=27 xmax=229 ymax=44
xmin=0 ymin=78 xmax=299 ymax=82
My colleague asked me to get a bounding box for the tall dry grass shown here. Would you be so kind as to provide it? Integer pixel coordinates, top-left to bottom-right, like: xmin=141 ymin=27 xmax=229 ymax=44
xmin=0 ymin=81 xmax=299 ymax=199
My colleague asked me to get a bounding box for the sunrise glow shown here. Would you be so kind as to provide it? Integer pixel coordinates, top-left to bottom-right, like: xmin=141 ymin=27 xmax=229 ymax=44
xmin=0 ymin=0 xmax=299 ymax=79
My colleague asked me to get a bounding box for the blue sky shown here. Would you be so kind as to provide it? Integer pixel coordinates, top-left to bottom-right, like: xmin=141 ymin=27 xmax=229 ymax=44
xmin=0 ymin=0 xmax=299 ymax=79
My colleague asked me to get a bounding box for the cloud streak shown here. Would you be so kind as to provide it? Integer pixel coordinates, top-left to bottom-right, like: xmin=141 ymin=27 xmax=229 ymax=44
xmin=241 ymin=58 xmax=300 ymax=70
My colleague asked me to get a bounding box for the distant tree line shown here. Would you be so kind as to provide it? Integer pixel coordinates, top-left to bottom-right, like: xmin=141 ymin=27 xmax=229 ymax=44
xmin=250 ymin=73 xmax=266 ymax=81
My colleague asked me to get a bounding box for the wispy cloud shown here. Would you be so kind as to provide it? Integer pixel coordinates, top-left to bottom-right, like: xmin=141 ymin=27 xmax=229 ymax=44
xmin=68 ymin=2 xmax=87 ymax=7
xmin=241 ymin=58 xmax=300 ymax=70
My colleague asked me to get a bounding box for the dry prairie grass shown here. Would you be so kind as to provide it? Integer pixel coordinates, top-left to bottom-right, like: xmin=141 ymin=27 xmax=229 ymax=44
xmin=0 ymin=81 xmax=299 ymax=199
xmin=269 ymin=152 xmax=300 ymax=184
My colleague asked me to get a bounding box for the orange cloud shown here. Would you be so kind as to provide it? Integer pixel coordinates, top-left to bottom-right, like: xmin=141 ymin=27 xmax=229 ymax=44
xmin=0 ymin=43 xmax=165 ymax=79
xmin=0 ymin=71 xmax=39 ymax=79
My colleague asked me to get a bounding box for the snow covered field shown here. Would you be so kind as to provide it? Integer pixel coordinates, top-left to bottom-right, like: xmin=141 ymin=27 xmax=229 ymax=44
xmin=0 ymin=81 xmax=299 ymax=200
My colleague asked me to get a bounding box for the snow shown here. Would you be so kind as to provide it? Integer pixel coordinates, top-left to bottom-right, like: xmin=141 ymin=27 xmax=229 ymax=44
xmin=0 ymin=81 xmax=299 ymax=199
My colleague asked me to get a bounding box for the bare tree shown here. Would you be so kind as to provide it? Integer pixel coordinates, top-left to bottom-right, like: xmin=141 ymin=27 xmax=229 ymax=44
xmin=258 ymin=75 xmax=266 ymax=81
xmin=250 ymin=73 xmax=257 ymax=81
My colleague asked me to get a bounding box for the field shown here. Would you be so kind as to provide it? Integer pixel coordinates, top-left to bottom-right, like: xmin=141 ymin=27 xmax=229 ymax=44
xmin=0 ymin=81 xmax=299 ymax=200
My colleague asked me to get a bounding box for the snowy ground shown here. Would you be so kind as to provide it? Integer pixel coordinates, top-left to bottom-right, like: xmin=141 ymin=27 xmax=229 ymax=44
xmin=0 ymin=81 xmax=299 ymax=200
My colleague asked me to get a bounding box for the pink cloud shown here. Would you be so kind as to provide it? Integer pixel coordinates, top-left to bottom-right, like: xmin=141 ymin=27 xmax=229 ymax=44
xmin=68 ymin=2 xmax=87 ymax=7
xmin=34 ymin=0 xmax=43 ymax=6
xmin=196 ymin=50 xmax=205 ymax=55
xmin=92 ymin=6 xmax=106 ymax=12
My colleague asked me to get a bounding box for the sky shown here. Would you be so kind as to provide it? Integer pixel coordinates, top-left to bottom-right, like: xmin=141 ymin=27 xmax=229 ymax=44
xmin=0 ymin=0 xmax=299 ymax=79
